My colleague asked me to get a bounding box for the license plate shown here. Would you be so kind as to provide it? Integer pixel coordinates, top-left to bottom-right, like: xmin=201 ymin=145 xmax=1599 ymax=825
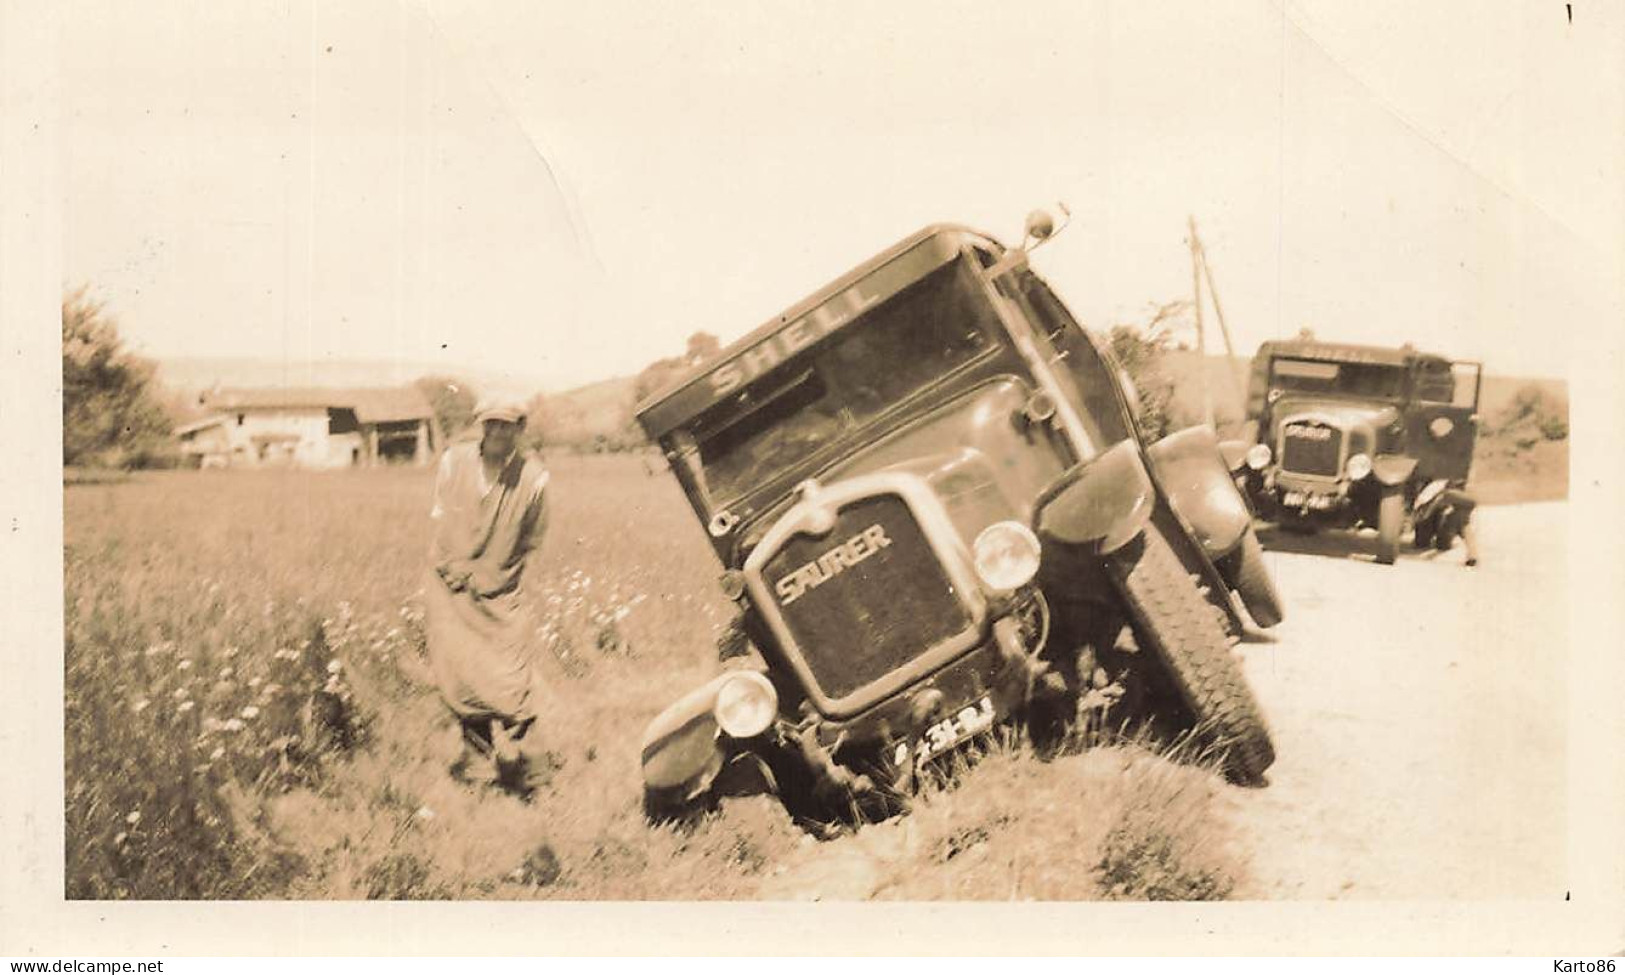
xmin=911 ymin=695 xmax=996 ymax=766
xmin=1283 ymin=490 xmax=1333 ymax=510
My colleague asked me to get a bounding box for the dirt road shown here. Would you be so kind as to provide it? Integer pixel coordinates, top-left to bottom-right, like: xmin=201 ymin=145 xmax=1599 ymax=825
xmin=1229 ymin=500 xmax=1569 ymax=899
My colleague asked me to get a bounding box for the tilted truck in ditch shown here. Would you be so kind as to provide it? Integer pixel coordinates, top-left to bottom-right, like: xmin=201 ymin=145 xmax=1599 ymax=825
xmin=635 ymin=213 xmax=1284 ymax=823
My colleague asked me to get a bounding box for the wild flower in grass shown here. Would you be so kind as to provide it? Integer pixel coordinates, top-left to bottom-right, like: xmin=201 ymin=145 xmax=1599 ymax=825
xmin=177 ymin=700 xmax=194 ymax=714
xmin=132 ymin=699 xmax=150 ymax=715
xmin=125 ymin=810 xmax=141 ymax=825
xmin=247 ymin=676 xmax=262 ymax=689
xmin=219 ymin=667 xmax=234 ymax=680
xmin=241 ymin=705 xmax=260 ymax=720
xmin=223 ymin=718 xmax=245 ymax=733
xmin=177 ymin=659 xmax=193 ymax=671
xmin=113 ymin=831 xmax=128 ymax=847
xmin=171 ymin=687 xmax=189 ymax=700
xmin=223 ymin=645 xmax=239 ymax=659
xmin=210 ymin=747 xmax=225 ymax=761
xmin=327 ymin=659 xmax=342 ymax=674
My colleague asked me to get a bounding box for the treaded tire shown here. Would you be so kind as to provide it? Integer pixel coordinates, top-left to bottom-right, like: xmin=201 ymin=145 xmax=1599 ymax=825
xmin=1227 ymin=528 xmax=1284 ymax=628
xmin=643 ymin=786 xmax=707 ymax=827
xmin=1376 ymin=490 xmax=1403 ymax=565
xmin=1114 ymin=529 xmax=1276 ymax=783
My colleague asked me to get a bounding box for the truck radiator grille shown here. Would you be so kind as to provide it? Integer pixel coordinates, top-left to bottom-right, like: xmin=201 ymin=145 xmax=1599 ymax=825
xmin=1279 ymin=420 xmax=1343 ymax=478
xmin=763 ymin=493 xmax=969 ymax=700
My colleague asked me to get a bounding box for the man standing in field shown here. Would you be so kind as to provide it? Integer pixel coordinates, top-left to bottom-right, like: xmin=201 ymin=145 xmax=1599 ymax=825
xmin=425 ymin=400 xmax=554 ymax=795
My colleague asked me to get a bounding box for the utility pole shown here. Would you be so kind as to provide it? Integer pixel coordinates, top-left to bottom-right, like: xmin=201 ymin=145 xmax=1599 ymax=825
xmin=1187 ymin=216 xmax=1212 ymax=427
xmin=1188 ymin=216 xmax=1247 ymax=433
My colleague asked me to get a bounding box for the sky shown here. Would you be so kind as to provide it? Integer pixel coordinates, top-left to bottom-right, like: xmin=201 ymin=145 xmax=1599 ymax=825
xmin=61 ymin=0 xmax=1624 ymax=392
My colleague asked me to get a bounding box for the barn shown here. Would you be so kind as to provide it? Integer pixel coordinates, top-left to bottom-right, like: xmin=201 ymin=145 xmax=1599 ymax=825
xmin=176 ymin=386 xmax=440 ymax=469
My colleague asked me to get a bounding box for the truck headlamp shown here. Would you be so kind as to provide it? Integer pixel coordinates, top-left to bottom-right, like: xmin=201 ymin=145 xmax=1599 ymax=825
xmin=1345 ymin=452 xmax=1372 ymax=481
xmin=1245 ymin=443 xmax=1272 ymax=470
xmin=717 ymin=569 xmax=746 ymax=601
xmin=713 ymin=671 xmax=777 ymax=739
xmin=973 ymin=521 xmax=1042 ymax=592
xmin=1429 ymin=416 xmax=1455 ymax=439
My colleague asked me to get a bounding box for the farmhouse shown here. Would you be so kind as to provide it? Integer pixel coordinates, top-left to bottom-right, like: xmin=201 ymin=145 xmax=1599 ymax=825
xmin=175 ymin=386 xmax=439 ymax=469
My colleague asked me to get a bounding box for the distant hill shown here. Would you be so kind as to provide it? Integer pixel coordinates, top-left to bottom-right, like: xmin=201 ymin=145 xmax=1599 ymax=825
xmin=156 ymin=356 xmax=550 ymax=405
xmin=535 ymin=374 xmax=642 ymax=450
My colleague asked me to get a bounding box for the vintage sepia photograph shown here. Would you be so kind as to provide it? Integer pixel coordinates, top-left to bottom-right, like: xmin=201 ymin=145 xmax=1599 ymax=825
xmin=4 ymin=0 xmax=1624 ymax=958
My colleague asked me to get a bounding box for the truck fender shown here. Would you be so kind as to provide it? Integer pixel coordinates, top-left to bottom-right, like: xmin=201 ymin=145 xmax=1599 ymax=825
xmin=1145 ymin=425 xmax=1252 ymax=559
xmin=1371 ymin=454 xmax=1418 ymax=488
xmin=640 ymin=672 xmax=742 ymax=799
xmin=1217 ymin=439 xmax=1250 ymax=474
xmin=1036 ymin=439 xmax=1155 ymax=555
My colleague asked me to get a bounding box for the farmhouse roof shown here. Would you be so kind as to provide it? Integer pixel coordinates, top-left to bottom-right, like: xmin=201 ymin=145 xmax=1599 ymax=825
xmin=207 ymin=386 xmax=434 ymax=424
xmin=173 ymin=415 xmax=228 ymax=437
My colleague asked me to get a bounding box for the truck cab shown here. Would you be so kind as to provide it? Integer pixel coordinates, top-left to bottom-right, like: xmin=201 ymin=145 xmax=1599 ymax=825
xmin=1233 ymin=338 xmax=1482 ymax=563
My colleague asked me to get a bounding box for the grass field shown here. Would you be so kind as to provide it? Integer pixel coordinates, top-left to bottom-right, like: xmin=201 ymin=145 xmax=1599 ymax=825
xmin=64 ymin=455 xmax=1239 ymax=901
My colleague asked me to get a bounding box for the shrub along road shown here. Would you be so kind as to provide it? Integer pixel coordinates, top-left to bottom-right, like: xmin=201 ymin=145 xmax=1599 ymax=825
xmin=1230 ymin=500 xmax=1569 ymax=898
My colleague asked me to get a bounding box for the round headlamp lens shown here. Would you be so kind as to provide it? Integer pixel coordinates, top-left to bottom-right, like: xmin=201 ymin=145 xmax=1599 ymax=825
xmin=973 ymin=521 xmax=1042 ymax=592
xmin=1429 ymin=416 xmax=1454 ymax=439
xmin=717 ymin=569 xmax=746 ymax=601
xmin=1245 ymin=443 xmax=1272 ymax=470
xmin=1346 ymin=452 xmax=1372 ymax=480
xmin=714 ymin=672 xmax=777 ymax=738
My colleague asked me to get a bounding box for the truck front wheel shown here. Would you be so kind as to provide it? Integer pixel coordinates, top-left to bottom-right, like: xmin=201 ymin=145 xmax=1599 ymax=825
xmin=1375 ymin=489 xmax=1403 ymax=565
xmin=1112 ymin=528 xmax=1276 ymax=783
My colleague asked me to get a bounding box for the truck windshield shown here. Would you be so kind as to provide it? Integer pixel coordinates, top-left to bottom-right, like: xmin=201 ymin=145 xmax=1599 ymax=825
xmin=1271 ymin=358 xmax=1405 ymax=399
xmin=684 ymin=259 xmax=997 ymax=505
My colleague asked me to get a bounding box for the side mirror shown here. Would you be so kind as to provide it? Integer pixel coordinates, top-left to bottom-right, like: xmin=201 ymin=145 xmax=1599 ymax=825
xmin=1025 ymin=210 xmax=1055 ymax=242
xmin=989 ymin=204 xmax=1073 ymax=278
xmin=1022 ymin=203 xmax=1072 ymax=250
